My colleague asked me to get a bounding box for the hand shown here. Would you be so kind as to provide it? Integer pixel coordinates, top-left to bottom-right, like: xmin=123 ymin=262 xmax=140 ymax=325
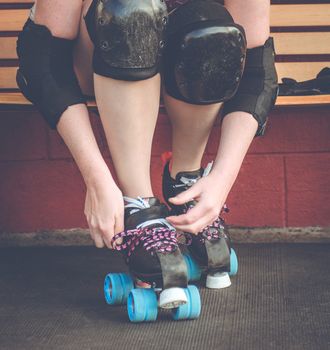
xmin=84 ymin=174 xmax=124 ymax=249
xmin=166 ymin=174 xmax=229 ymax=234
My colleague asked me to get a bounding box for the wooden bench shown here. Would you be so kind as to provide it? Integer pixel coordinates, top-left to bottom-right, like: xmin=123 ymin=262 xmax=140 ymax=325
xmin=0 ymin=1 xmax=330 ymax=107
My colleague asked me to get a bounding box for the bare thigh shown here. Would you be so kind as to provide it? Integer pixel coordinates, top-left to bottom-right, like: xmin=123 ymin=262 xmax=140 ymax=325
xmin=73 ymin=0 xmax=94 ymax=96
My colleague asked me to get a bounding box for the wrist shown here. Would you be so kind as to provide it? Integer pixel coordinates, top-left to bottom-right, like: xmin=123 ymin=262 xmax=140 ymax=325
xmin=208 ymin=167 xmax=238 ymax=195
xmin=83 ymin=162 xmax=114 ymax=188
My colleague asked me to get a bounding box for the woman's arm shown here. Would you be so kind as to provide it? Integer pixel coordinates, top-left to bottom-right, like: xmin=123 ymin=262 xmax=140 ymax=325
xmin=30 ymin=1 xmax=124 ymax=247
xmin=167 ymin=0 xmax=273 ymax=233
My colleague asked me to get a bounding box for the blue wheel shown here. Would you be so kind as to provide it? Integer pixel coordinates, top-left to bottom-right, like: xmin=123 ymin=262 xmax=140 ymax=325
xmin=104 ymin=273 xmax=134 ymax=305
xmin=184 ymin=254 xmax=202 ymax=282
xmin=172 ymin=285 xmax=201 ymax=320
xmin=127 ymin=288 xmax=158 ymax=323
xmin=229 ymin=248 xmax=238 ymax=276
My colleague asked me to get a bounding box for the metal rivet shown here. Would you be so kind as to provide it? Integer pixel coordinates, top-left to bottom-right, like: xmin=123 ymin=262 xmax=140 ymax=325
xmin=98 ymin=17 xmax=105 ymax=25
xmin=236 ymin=76 xmax=240 ymax=82
xmin=101 ymin=40 xmax=109 ymax=50
xmin=162 ymin=17 xmax=168 ymax=25
xmin=159 ymin=40 xmax=165 ymax=48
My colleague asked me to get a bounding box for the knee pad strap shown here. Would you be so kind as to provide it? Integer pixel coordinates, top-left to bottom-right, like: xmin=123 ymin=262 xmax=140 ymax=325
xmin=222 ymin=37 xmax=279 ymax=136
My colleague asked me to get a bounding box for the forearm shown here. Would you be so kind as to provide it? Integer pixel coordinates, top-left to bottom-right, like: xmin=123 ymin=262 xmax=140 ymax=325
xmin=57 ymin=104 xmax=113 ymax=187
xmin=210 ymin=111 xmax=257 ymax=194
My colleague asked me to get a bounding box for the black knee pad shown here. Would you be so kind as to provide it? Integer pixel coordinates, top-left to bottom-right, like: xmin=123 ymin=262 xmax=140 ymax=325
xmin=163 ymin=0 xmax=246 ymax=104
xmin=16 ymin=19 xmax=86 ymax=129
xmin=84 ymin=0 xmax=168 ymax=81
xmin=222 ymin=37 xmax=278 ymax=136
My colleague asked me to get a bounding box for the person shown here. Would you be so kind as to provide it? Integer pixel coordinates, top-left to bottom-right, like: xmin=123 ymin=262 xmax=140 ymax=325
xmin=16 ymin=0 xmax=277 ymax=306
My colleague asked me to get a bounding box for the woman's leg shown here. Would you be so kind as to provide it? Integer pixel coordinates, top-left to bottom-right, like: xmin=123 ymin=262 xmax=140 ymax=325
xmin=163 ymin=93 xmax=221 ymax=178
xmin=78 ymin=1 xmax=162 ymax=199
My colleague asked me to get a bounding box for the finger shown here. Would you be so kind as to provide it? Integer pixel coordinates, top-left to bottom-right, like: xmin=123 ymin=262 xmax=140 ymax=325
xmin=88 ymin=223 xmax=95 ymax=241
xmin=113 ymin=214 xmax=125 ymax=246
xmin=172 ymin=213 xmax=219 ymax=235
xmin=168 ymin=185 xmax=200 ymax=206
xmin=98 ymin=225 xmax=114 ymax=249
xmin=167 ymin=202 xmax=210 ymax=226
xmin=93 ymin=232 xmax=105 ymax=248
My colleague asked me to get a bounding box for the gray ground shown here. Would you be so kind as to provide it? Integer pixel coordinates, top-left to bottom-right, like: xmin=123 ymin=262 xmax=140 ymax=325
xmin=0 ymin=244 xmax=329 ymax=350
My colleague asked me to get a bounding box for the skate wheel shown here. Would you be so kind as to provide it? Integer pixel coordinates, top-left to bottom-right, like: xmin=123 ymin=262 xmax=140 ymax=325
xmin=127 ymin=288 xmax=158 ymax=323
xmin=184 ymin=254 xmax=202 ymax=282
xmin=229 ymin=248 xmax=238 ymax=276
xmin=104 ymin=273 xmax=134 ymax=305
xmin=172 ymin=285 xmax=201 ymax=320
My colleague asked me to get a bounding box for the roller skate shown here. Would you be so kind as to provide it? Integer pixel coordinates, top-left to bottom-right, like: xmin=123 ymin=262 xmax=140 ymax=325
xmin=162 ymin=154 xmax=238 ymax=289
xmin=103 ymin=196 xmax=201 ymax=322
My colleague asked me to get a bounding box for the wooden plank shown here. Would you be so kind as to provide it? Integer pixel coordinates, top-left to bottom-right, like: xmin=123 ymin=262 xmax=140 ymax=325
xmin=276 ymin=61 xmax=330 ymax=82
xmin=2 ymin=32 xmax=329 ymax=60
xmin=0 ymin=9 xmax=29 ymax=31
xmin=0 ymin=37 xmax=17 ymax=59
xmin=0 ymin=0 xmax=32 ymax=3
xmin=271 ymin=4 xmax=330 ymax=27
xmin=273 ymin=32 xmax=330 ymax=55
xmin=0 ymin=92 xmax=328 ymax=107
xmin=3 ymin=33 xmax=330 ymax=59
xmin=0 ymin=5 xmax=330 ymax=32
xmin=0 ymin=67 xmax=18 ymax=89
xmin=276 ymin=94 xmax=330 ymax=106
xmin=0 ymin=92 xmax=330 ymax=107
xmin=1 ymin=61 xmax=330 ymax=89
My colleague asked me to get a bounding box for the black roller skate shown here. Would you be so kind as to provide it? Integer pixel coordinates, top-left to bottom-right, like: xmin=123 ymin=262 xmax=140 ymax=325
xmin=162 ymin=155 xmax=238 ymax=289
xmin=103 ymin=196 xmax=201 ymax=322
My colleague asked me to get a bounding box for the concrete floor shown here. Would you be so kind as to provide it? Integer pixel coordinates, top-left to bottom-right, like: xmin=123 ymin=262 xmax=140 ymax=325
xmin=0 ymin=244 xmax=329 ymax=350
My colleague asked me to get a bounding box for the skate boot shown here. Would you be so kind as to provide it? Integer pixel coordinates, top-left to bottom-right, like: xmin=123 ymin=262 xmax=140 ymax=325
xmin=103 ymin=196 xmax=201 ymax=322
xmin=162 ymin=157 xmax=238 ymax=289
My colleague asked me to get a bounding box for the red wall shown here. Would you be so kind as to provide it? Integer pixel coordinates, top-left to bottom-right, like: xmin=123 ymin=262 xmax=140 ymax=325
xmin=0 ymin=106 xmax=329 ymax=233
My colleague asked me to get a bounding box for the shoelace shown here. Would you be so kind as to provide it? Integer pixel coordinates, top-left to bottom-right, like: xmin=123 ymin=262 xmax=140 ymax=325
xmin=200 ymin=217 xmax=226 ymax=242
xmin=111 ymin=197 xmax=179 ymax=257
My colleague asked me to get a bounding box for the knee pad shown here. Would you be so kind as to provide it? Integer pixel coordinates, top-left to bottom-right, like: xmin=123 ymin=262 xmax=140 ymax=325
xmin=163 ymin=0 xmax=246 ymax=104
xmin=16 ymin=19 xmax=85 ymax=129
xmin=84 ymin=0 xmax=168 ymax=81
xmin=222 ymin=37 xmax=279 ymax=136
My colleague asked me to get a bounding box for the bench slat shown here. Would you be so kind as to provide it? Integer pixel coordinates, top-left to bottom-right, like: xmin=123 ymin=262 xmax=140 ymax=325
xmin=273 ymin=32 xmax=330 ymax=55
xmin=2 ymin=62 xmax=329 ymax=89
xmin=276 ymin=61 xmax=330 ymax=82
xmin=0 ymin=0 xmax=31 ymax=3
xmin=0 ymin=37 xmax=17 ymax=59
xmin=270 ymin=4 xmax=330 ymax=27
xmin=2 ymin=32 xmax=330 ymax=59
xmin=0 ymin=92 xmax=329 ymax=107
xmin=0 ymin=9 xmax=28 ymax=31
xmin=1 ymin=5 xmax=330 ymax=32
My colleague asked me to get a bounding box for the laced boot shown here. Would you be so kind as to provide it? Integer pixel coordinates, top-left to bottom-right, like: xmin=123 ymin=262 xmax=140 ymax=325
xmin=162 ymin=157 xmax=238 ymax=289
xmin=112 ymin=196 xmax=189 ymax=308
